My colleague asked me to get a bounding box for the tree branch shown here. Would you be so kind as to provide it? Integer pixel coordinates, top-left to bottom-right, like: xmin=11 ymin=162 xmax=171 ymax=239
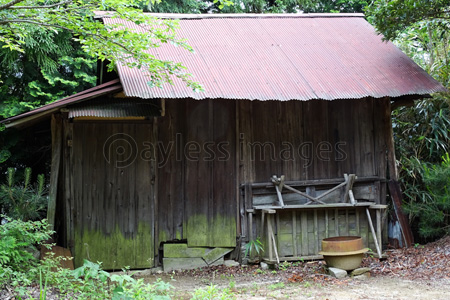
xmin=0 ymin=0 xmax=25 ymax=11
xmin=7 ymin=0 xmax=73 ymax=10
xmin=0 ymin=19 xmax=72 ymax=31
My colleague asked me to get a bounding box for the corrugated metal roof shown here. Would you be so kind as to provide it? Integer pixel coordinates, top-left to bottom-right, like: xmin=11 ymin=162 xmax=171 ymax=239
xmin=103 ymin=14 xmax=446 ymax=101
xmin=69 ymin=98 xmax=160 ymax=118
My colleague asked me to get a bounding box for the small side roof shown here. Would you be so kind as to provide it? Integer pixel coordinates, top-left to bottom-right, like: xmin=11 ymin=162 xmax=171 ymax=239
xmin=1 ymin=79 xmax=122 ymax=128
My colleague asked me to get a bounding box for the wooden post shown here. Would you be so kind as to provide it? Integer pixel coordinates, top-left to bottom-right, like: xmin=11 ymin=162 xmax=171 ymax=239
xmin=247 ymin=209 xmax=254 ymax=242
xmin=48 ymin=114 xmax=63 ymax=231
xmin=376 ymin=208 xmax=382 ymax=252
xmin=385 ymin=100 xmax=399 ymax=181
xmin=267 ymin=214 xmax=273 ymax=261
xmin=366 ymin=208 xmax=382 ymax=258
xmin=63 ymin=118 xmax=73 ymax=249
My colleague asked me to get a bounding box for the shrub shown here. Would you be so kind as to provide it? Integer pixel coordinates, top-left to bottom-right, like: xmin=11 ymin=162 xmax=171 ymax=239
xmin=0 ymin=167 xmax=47 ymax=221
xmin=405 ymin=153 xmax=450 ymax=238
xmin=0 ymin=217 xmax=53 ymax=293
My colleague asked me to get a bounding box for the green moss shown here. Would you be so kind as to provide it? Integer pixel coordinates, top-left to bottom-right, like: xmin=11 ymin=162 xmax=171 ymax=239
xmin=186 ymin=214 xmax=236 ymax=248
xmin=74 ymin=222 xmax=154 ymax=269
xmin=164 ymin=243 xmax=206 ymax=258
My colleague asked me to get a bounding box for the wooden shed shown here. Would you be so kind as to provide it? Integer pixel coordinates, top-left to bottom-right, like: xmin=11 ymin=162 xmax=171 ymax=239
xmin=2 ymin=13 xmax=446 ymax=270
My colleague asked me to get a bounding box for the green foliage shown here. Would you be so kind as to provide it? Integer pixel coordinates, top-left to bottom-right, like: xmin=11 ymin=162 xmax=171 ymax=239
xmin=367 ymin=1 xmax=450 ymax=241
xmin=191 ymin=284 xmax=236 ymax=300
xmin=244 ymin=237 xmax=264 ymax=258
xmin=267 ymin=282 xmax=285 ymax=290
xmin=366 ymin=0 xmax=450 ymax=41
xmin=114 ymin=278 xmax=174 ymax=300
xmin=147 ymin=0 xmax=210 ymax=13
xmin=0 ymin=218 xmax=178 ymax=299
xmin=0 ymin=217 xmax=52 ymax=286
xmin=55 ymin=259 xmax=174 ymax=299
xmin=0 ymin=1 xmax=203 ymax=92
xmin=405 ymin=154 xmax=450 ymax=238
xmin=0 ymin=28 xmax=96 ymax=119
xmin=147 ymin=0 xmax=367 ymax=14
xmin=392 ymin=19 xmax=450 ymax=89
xmin=297 ymin=0 xmax=368 ymax=13
xmin=0 ymin=167 xmax=47 ymax=221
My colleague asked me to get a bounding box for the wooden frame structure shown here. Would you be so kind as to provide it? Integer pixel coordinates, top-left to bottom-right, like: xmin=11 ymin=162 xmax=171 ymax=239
xmin=242 ymin=175 xmax=387 ymax=263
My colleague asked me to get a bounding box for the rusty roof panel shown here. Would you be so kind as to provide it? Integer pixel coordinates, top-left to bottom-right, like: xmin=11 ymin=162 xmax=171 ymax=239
xmin=69 ymin=98 xmax=160 ymax=118
xmin=104 ymin=15 xmax=446 ymax=101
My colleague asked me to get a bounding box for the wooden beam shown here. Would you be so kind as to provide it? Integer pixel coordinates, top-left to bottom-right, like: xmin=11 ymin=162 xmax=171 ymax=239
xmin=245 ymin=176 xmax=382 ymax=189
xmin=47 ymin=114 xmax=63 ymax=231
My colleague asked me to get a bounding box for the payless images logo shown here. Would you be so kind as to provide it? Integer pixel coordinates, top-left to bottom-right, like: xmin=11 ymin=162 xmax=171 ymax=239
xmin=103 ymin=132 xmax=348 ymax=169
xmin=103 ymin=133 xmax=138 ymax=168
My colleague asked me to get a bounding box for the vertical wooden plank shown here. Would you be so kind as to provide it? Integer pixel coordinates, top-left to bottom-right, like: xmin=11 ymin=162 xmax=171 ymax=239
xmin=292 ymin=211 xmax=297 ymax=256
xmin=302 ymin=101 xmax=314 ymax=180
xmin=313 ymin=210 xmax=318 ymax=254
xmin=359 ymin=99 xmax=375 ymax=177
xmin=345 ymin=209 xmax=349 ymax=235
xmin=236 ymin=101 xmax=242 ymax=238
xmin=301 ymin=211 xmax=308 ymax=255
xmin=287 ymin=101 xmax=303 ymax=180
xmin=325 ymin=209 xmax=329 ymax=238
xmin=356 ymin=208 xmax=360 ymax=236
xmin=334 ymin=209 xmax=339 ymax=236
xmin=384 ymin=99 xmax=398 ymax=181
xmin=185 ymin=100 xmax=209 ymax=247
xmin=334 ymin=99 xmax=353 ymax=176
xmin=248 ymin=211 xmax=253 ymax=242
xmin=328 ymin=100 xmax=340 ymax=178
xmin=244 ymin=184 xmax=253 ymax=241
xmin=63 ymin=118 xmax=73 ymax=249
xmin=152 ymin=118 xmax=158 ymax=260
xmin=157 ymin=99 xmax=185 ymax=243
xmin=48 ymin=114 xmax=63 ymax=231
xmin=212 ymin=99 xmax=237 ymax=247
xmin=373 ymin=98 xmax=388 ymax=205
xmin=239 ymin=100 xmax=255 ymax=184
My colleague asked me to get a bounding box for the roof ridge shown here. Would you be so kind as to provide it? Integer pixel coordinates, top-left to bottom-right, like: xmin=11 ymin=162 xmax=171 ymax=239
xmin=94 ymin=11 xmax=365 ymax=19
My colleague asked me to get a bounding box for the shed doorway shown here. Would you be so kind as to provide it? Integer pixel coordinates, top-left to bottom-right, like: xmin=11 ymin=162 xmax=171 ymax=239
xmin=71 ymin=122 xmax=156 ymax=269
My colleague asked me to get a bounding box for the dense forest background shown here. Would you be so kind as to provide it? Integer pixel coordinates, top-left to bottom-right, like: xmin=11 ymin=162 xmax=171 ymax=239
xmin=0 ymin=0 xmax=449 ymax=241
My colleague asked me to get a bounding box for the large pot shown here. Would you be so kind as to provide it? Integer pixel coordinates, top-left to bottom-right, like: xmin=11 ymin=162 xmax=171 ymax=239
xmin=319 ymin=236 xmax=368 ymax=271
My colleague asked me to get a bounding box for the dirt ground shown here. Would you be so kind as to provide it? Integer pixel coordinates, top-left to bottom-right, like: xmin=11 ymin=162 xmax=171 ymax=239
xmin=140 ymin=264 xmax=450 ymax=300
xmin=139 ymin=236 xmax=450 ymax=299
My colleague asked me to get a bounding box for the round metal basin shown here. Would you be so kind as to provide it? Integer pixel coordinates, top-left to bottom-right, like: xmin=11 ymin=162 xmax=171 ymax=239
xmin=319 ymin=236 xmax=368 ymax=271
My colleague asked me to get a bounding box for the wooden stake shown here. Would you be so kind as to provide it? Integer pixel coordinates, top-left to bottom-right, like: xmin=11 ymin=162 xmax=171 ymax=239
xmin=366 ymin=208 xmax=382 ymax=258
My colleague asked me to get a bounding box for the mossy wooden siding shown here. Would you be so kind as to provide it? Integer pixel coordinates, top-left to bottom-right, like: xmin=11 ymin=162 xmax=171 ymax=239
xmin=69 ymin=123 xmax=156 ymax=269
xmin=57 ymin=97 xmax=392 ymax=268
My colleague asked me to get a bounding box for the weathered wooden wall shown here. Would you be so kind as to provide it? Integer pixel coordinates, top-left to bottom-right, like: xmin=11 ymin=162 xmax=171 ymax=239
xmin=58 ymin=97 xmax=391 ymax=268
xmin=157 ymin=99 xmax=237 ymax=249
xmin=238 ymin=98 xmax=389 ymax=183
xmin=68 ymin=122 xmax=156 ymax=269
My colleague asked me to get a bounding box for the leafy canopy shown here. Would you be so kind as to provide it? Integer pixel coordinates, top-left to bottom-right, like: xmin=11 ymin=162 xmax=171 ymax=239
xmin=367 ymin=0 xmax=450 ymax=41
xmin=0 ymin=0 xmax=203 ymax=91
